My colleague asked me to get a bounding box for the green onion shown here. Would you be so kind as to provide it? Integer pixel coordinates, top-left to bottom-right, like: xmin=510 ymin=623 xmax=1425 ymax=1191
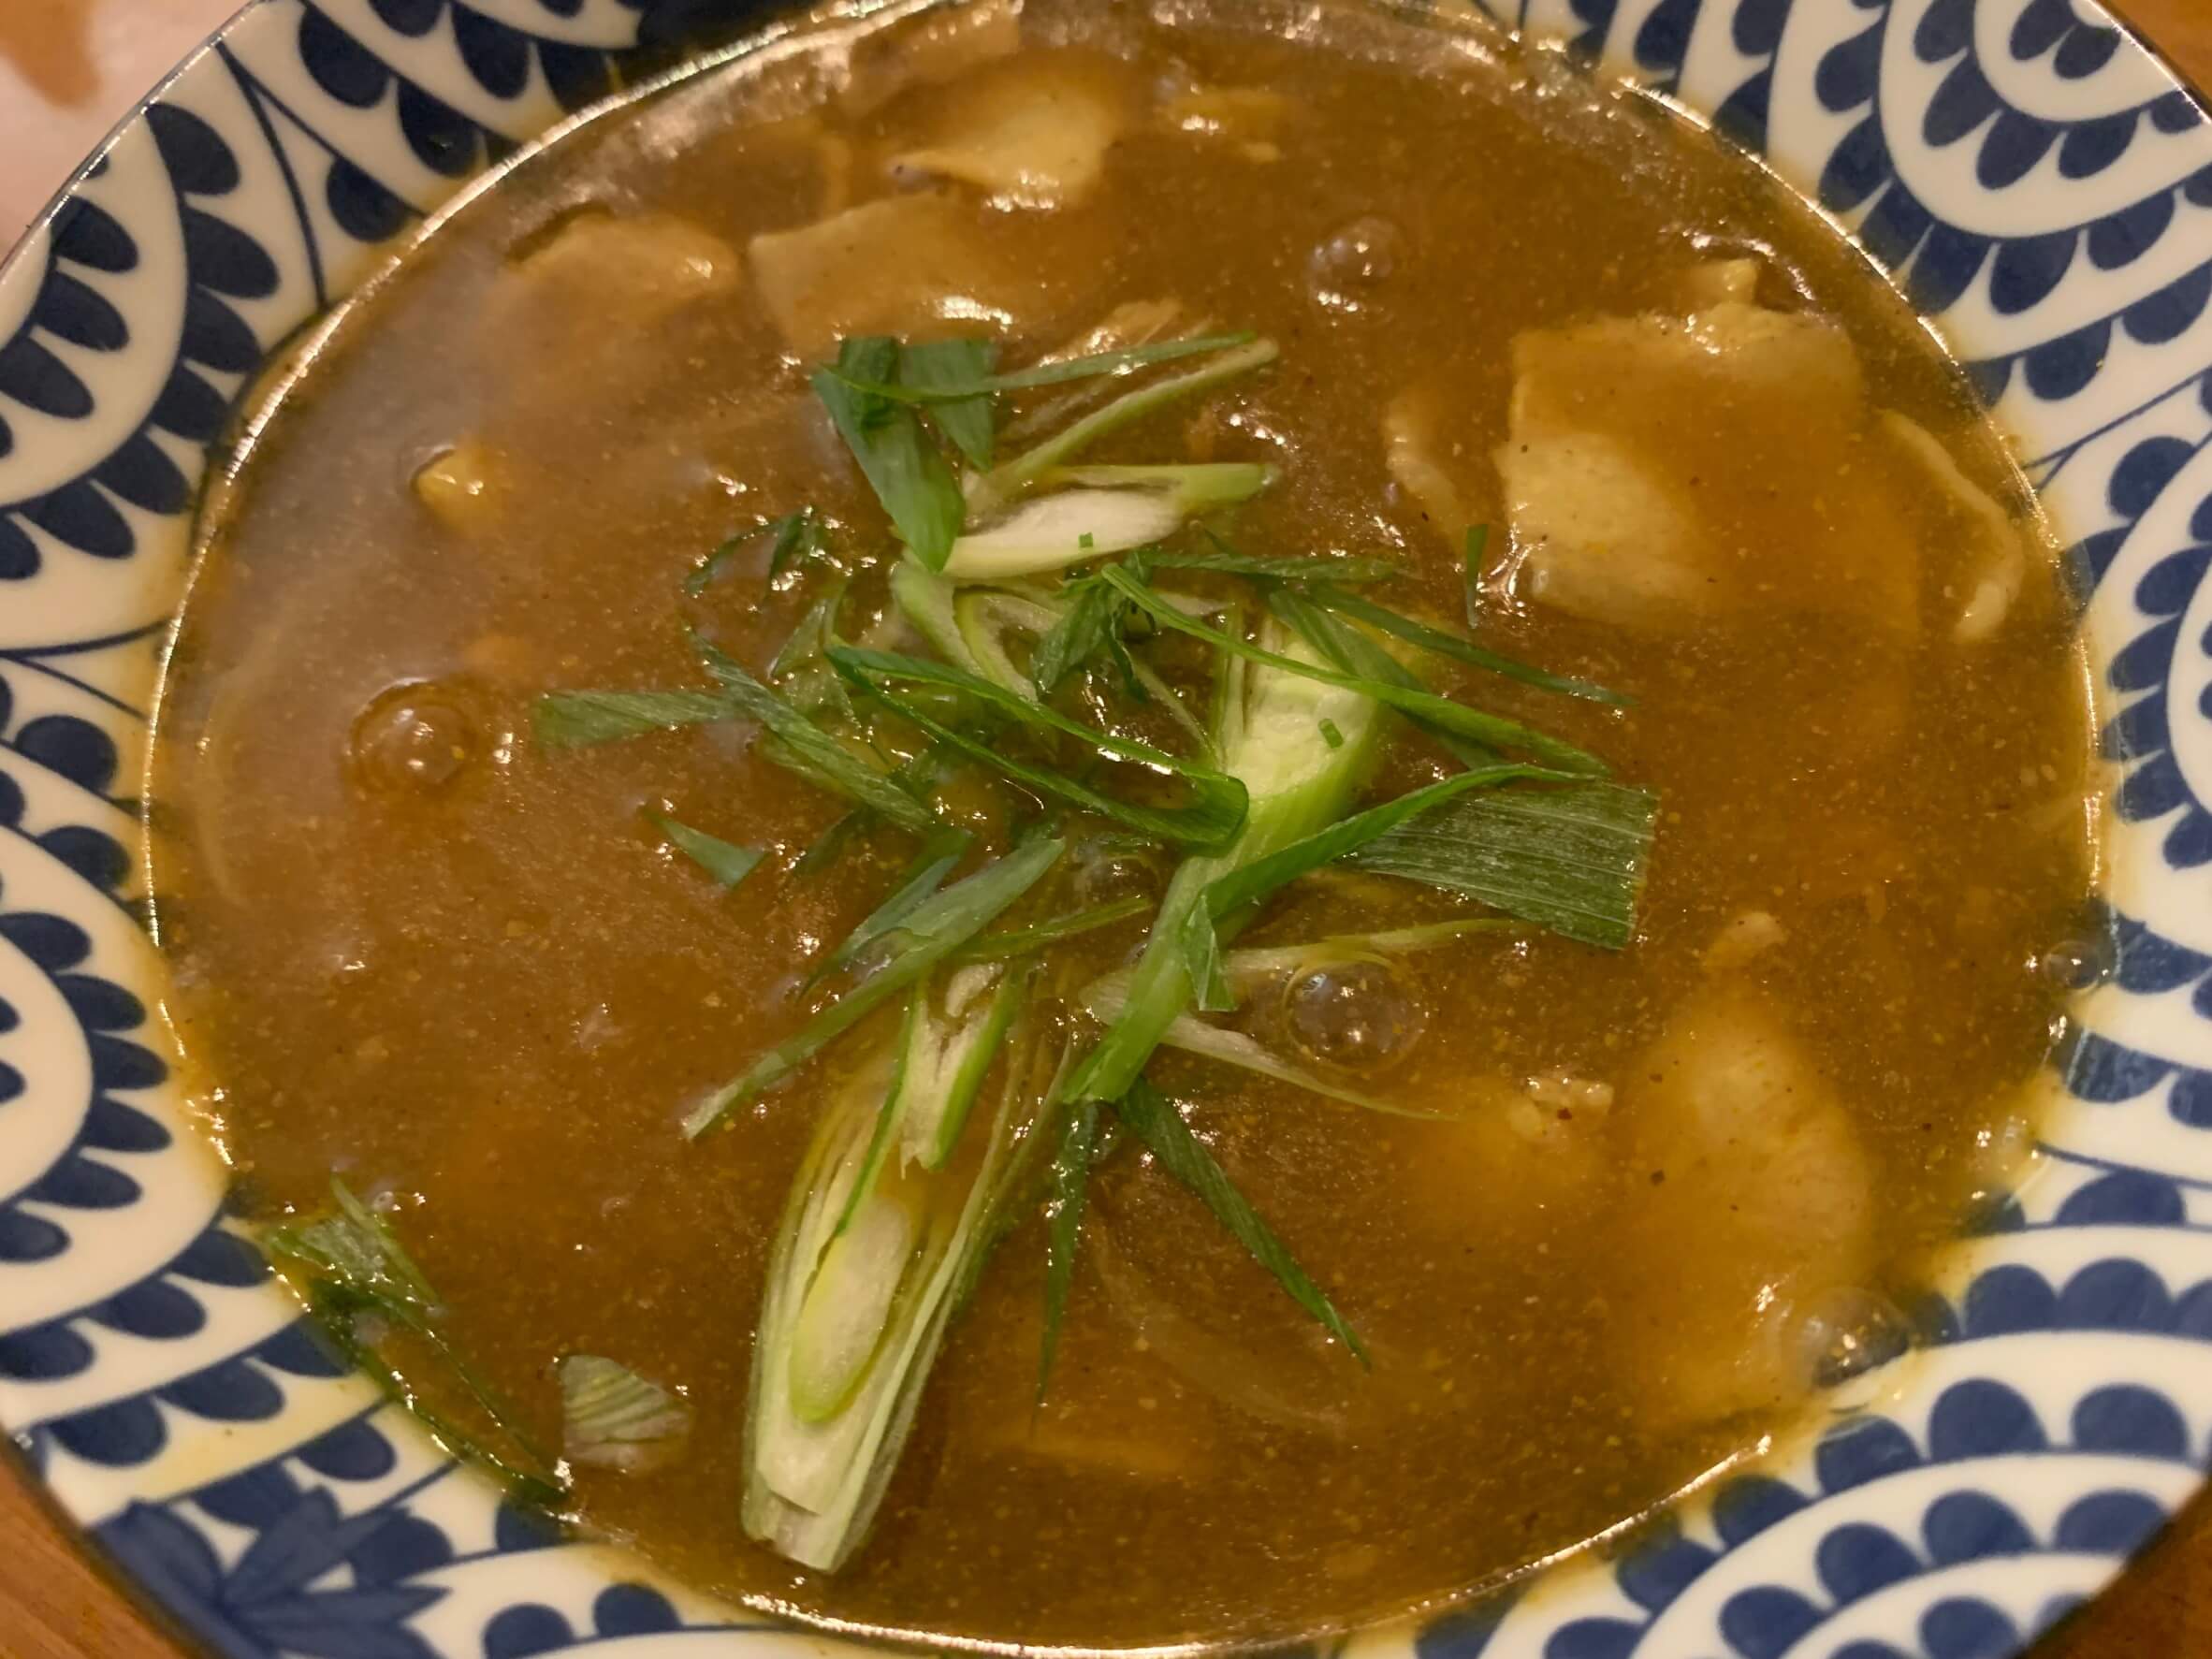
xmin=1306 ymin=584 xmax=1626 ymax=706
xmin=1038 ymin=463 xmax=1277 ymax=515
xmin=968 ymin=339 xmax=1280 ymax=516
xmin=810 ymin=824 xmax=972 ymax=987
xmin=1319 ymin=719 xmax=1345 ymax=750
xmin=1061 ymin=616 xmax=1387 ymax=1107
xmin=534 ymin=689 xmax=736 ymax=749
xmin=1343 ymin=781 xmax=1659 ymax=950
xmin=767 ymin=572 xmax=854 ymax=719
xmin=900 ymin=338 xmax=998 ymax=468
xmin=890 ymin=552 xmax=992 ymax=683
xmin=953 ymin=589 xmax=1059 ymax=699
xmin=895 ymin=965 xmax=1029 ymax=1169
xmin=1134 ymin=543 xmax=1403 ymax=584
xmin=951 ymin=894 xmax=1153 ymax=964
xmin=834 ymin=333 xmax=1259 ymax=403
xmin=688 ymin=508 xmax=827 ymax=596
xmin=1114 ymin=1081 xmax=1365 ymax=1363
xmin=1037 ymin=1098 xmax=1099 ymax=1400
xmin=694 ymin=637 xmax=939 ymax=836
xmin=1099 ymin=565 xmax=1606 ymax=774
xmin=746 ymin=1031 xmax=1044 ymax=1571
xmin=558 ymin=1355 xmax=691 ymax=1473
xmin=1029 ymin=576 xmax=1122 ymax=696
xmin=1079 ymin=919 xmax=1501 ymax=1116
xmin=685 ymin=837 xmax=1064 ymax=1136
xmin=941 ymin=488 xmax=1188 ymax=581
xmin=1268 ymin=587 xmax=1496 ymax=769
xmin=813 ymin=337 xmax=967 ymax=571
xmin=828 ymin=647 xmax=1250 ymax=851
xmin=652 ymin=813 xmax=764 ymax=890
xmin=267 ymin=1181 xmax=563 ymax=1506
xmin=1175 ymin=766 xmax=1556 ymax=987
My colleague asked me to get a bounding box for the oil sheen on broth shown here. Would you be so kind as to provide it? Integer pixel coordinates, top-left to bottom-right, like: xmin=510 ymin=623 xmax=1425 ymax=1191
xmin=154 ymin=0 xmax=2095 ymax=1648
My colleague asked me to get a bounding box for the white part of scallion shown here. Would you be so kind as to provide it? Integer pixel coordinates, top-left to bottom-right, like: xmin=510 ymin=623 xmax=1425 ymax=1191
xmin=1062 ymin=617 xmax=1387 ymax=1105
xmin=895 ymin=965 xmax=1026 ymax=1169
xmin=745 ymin=1033 xmax=1039 ymax=1573
xmin=941 ymin=488 xmax=1186 ymax=581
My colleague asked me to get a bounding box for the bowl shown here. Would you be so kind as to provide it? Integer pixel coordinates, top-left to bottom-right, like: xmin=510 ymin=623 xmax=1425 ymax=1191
xmin=5 ymin=1 xmax=2212 ymax=1654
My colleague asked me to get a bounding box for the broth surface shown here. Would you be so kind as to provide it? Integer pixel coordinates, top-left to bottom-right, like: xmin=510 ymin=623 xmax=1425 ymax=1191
xmin=154 ymin=1 xmax=2094 ymax=1648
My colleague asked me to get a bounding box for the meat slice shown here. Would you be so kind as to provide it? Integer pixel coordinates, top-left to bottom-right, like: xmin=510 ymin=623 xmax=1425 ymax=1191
xmin=1494 ymin=297 xmax=1921 ymax=634
xmin=749 ymin=192 xmax=1037 ymax=352
xmin=1612 ymin=983 xmax=1876 ymax=1425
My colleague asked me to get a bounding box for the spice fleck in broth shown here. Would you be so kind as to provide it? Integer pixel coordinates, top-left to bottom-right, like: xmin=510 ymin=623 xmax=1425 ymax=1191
xmin=153 ymin=0 xmax=2096 ymax=1648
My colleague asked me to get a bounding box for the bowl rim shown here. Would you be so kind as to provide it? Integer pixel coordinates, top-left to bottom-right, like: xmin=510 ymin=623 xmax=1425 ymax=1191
xmin=7 ymin=2 xmax=2212 ymax=1656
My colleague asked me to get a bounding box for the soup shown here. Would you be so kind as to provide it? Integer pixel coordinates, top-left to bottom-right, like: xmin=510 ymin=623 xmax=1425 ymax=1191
xmin=153 ymin=0 xmax=2096 ymax=1648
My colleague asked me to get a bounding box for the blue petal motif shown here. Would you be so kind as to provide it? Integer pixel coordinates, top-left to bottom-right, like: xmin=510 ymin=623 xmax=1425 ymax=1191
xmin=1923 ymin=1491 xmax=2035 ymax=1563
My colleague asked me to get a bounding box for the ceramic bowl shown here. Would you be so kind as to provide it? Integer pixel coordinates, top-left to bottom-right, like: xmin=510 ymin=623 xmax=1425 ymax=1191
xmin=5 ymin=1 xmax=2212 ymax=1654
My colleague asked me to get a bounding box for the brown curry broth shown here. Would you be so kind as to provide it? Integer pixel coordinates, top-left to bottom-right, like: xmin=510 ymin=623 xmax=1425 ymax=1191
xmin=153 ymin=2 xmax=2093 ymax=1648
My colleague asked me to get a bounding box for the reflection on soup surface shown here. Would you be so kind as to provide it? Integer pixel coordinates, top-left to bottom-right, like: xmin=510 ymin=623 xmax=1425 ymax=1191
xmin=154 ymin=0 xmax=2095 ymax=1648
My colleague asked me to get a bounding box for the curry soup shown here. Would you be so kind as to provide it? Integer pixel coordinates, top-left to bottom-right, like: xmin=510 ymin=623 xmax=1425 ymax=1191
xmin=152 ymin=0 xmax=2095 ymax=1649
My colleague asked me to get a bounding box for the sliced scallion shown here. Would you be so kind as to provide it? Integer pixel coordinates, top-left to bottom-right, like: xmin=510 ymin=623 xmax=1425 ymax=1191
xmin=828 ymin=647 xmax=1250 ymax=851
xmin=559 ymin=1355 xmax=691 ymax=1472
xmin=685 ymin=837 xmax=1064 ymax=1136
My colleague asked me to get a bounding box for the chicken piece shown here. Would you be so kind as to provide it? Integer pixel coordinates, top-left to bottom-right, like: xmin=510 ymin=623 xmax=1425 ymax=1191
xmin=502 ymin=211 xmax=739 ymax=323
xmin=890 ymin=55 xmax=1129 ymax=209
xmin=1613 ymin=984 xmax=1875 ymax=1426
xmin=1006 ymin=298 xmax=1203 ymax=444
xmin=1702 ymin=909 xmax=1786 ymax=973
xmin=838 ymin=0 xmax=1023 ymax=118
xmin=1879 ymin=411 xmax=2031 ymax=645
xmin=1666 ymin=256 xmax=1760 ymax=310
xmin=1384 ymin=385 xmax=1475 ymax=548
xmin=1401 ymin=1074 xmax=1616 ymax=1244
xmin=1494 ymin=298 xmax=1921 ymax=634
xmin=749 ymin=192 xmax=1036 ymax=353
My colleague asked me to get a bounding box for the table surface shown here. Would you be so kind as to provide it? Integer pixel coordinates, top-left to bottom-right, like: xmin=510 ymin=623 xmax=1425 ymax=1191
xmin=6 ymin=0 xmax=2212 ymax=1653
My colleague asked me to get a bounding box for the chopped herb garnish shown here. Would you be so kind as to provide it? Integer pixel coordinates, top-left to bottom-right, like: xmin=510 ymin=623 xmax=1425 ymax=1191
xmin=1134 ymin=541 xmax=1402 ymax=585
xmin=694 ymin=636 xmax=939 ymax=835
xmin=813 ymin=337 xmax=968 ymax=570
xmin=950 ymin=894 xmax=1154 ymax=964
xmin=1099 ymin=566 xmax=1608 ymax=774
xmin=1037 ymin=1098 xmax=1099 ymax=1400
xmin=1306 ymin=583 xmax=1626 ymax=706
xmin=267 ymin=1181 xmax=563 ymax=1506
xmin=969 ymin=339 xmax=1280 ymax=514
xmin=653 ymin=813 xmax=764 ymax=890
xmin=828 ymin=647 xmax=1251 ymax=851
xmin=812 ymin=824 xmax=972 ymax=986
xmin=901 ymin=338 xmax=999 ymax=469
xmin=1175 ymin=765 xmax=1557 ymax=1009
xmin=1343 ymin=780 xmax=1659 ymax=950
xmin=1079 ymin=531 xmax=1097 ymax=550
xmin=1319 ymin=719 xmax=1345 ymax=750
xmin=688 ymin=508 xmax=828 ymax=596
xmin=685 ymin=837 xmax=1065 ymax=1136
xmin=534 ymin=688 xmax=737 ymax=749
xmin=1114 ymin=1080 xmax=1366 ymax=1363
xmin=831 ymin=332 xmax=1259 ymax=403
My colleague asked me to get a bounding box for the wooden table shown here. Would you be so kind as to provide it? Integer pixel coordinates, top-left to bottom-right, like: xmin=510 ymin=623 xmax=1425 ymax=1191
xmin=5 ymin=0 xmax=2212 ymax=1653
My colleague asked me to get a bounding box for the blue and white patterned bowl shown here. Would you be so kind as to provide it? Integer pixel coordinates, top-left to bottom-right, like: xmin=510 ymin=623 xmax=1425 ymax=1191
xmin=5 ymin=1 xmax=2211 ymax=1654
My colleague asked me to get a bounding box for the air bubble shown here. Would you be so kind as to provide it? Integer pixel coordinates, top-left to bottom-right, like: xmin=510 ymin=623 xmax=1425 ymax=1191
xmin=1279 ymin=955 xmax=1427 ymax=1075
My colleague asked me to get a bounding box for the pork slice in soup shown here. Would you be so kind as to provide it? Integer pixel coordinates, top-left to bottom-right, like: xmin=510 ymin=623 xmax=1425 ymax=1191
xmin=152 ymin=0 xmax=2093 ymax=1649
